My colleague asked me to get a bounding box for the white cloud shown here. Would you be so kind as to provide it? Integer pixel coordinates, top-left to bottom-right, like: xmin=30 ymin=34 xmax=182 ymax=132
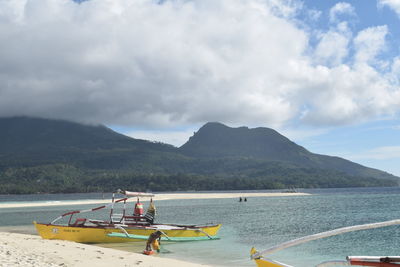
xmin=378 ymin=0 xmax=400 ymax=16
xmin=125 ymin=127 xmax=197 ymax=147
xmin=0 ymin=0 xmax=399 ymax=132
xmin=268 ymin=0 xmax=303 ymax=18
xmin=299 ymin=62 xmax=400 ymax=125
xmin=348 ymin=146 xmax=400 ymax=160
xmin=0 ymin=0 xmax=307 ymax=128
xmin=329 ymin=2 xmax=355 ymax=23
xmin=278 ymin=127 xmax=330 ymax=143
xmin=314 ymin=22 xmax=351 ymax=66
xmin=353 ymin=25 xmax=388 ymax=64
xmin=388 ymin=56 xmax=400 ymax=84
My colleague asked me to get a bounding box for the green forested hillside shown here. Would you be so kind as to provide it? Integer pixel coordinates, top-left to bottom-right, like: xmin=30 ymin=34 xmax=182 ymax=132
xmin=179 ymin=122 xmax=396 ymax=180
xmin=0 ymin=117 xmax=397 ymax=194
xmin=180 ymin=122 xmax=309 ymax=161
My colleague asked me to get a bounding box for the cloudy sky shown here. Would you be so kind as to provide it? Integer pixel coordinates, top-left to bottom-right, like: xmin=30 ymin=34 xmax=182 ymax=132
xmin=1 ymin=0 xmax=400 ymax=175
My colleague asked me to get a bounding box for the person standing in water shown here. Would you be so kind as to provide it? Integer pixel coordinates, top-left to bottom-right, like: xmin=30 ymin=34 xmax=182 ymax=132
xmin=145 ymin=230 xmax=162 ymax=253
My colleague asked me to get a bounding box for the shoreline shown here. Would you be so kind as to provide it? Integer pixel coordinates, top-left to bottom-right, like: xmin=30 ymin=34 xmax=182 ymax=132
xmin=0 ymin=192 xmax=309 ymax=208
xmin=0 ymin=192 xmax=309 ymax=266
xmin=0 ymin=231 xmax=212 ymax=267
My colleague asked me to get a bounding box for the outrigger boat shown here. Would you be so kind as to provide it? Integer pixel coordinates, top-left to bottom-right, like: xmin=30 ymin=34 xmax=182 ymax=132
xmin=251 ymin=254 xmax=400 ymax=267
xmin=34 ymin=189 xmax=221 ymax=243
xmin=250 ymin=219 xmax=400 ymax=267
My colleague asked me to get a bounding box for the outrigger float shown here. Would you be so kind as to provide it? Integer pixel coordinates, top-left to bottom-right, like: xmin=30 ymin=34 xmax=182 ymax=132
xmin=250 ymin=219 xmax=400 ymax=267
xmin=34 ymin=189 xmax=221 ymax=243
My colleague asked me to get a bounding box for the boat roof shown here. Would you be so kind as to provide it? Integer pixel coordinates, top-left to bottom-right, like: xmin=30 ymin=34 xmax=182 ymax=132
xmin=118 ymin=190 xmax=154 ymax=198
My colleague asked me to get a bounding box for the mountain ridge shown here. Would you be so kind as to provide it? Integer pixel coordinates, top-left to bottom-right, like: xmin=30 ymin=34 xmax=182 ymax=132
xmin=0 ymin=117 xmax=397 ymax=193
xmin=179 ymin=122 xmax=395 ymax=180
xmin=180 ymin=122 xmax=311 ymax=160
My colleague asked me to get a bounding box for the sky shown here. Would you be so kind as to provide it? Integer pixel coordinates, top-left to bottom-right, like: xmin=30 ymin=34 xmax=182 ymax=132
xmin=1 ymin=0 xmax=400 ymax=176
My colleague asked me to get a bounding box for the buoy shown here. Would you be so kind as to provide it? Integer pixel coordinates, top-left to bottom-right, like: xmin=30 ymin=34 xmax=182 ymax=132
xmin=143 ymin=250 xmax=155 ymax=255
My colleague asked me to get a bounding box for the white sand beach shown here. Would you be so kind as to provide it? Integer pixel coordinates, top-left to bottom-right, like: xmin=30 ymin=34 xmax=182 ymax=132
xmin=0 ymin=232 xmax=211 ymax=267
xmin=0 ymin=192 xmax=309 ymax=208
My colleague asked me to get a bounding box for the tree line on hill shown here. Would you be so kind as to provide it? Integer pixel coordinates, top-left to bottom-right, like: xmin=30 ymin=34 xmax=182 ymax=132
xmin=0 ymin=163 xmax=395 ymax=194
xmin=0 ymin=117 xmax=398 ymax=194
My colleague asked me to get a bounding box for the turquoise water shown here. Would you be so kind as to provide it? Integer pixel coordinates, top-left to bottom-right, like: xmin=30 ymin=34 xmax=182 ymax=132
xmin=1 ymin=188 xmax=400 ymax=266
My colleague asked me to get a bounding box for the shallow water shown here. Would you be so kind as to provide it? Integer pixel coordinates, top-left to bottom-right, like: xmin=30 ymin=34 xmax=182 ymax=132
xmin=1 ymin=188 xmax=400 ymax=266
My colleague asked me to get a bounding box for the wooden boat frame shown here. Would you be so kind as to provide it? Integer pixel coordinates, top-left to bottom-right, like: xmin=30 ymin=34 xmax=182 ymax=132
xmin=34 ymin=190 xmax=221 ymax=243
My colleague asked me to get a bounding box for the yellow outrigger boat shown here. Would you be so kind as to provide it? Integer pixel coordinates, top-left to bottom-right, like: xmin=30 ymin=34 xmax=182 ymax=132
xmin=34 ymin=190 xmax=221 ymax=243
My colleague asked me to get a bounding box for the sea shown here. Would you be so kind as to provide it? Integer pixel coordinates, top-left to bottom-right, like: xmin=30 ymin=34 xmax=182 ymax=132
xmin=1 ymin=187 xmax=400 ymax=267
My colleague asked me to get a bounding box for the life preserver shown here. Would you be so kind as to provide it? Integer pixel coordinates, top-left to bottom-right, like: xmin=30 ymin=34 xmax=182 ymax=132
xmin=134 ymin=202 xmax=144 ymax=215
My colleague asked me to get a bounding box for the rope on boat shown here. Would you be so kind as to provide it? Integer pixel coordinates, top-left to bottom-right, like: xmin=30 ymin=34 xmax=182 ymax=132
xmin=251 ymin=219 xmax=400 ymax=260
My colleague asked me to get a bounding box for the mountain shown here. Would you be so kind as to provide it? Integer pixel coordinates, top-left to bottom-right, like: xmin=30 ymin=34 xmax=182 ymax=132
xmin=180 ymin=122 xmax=310 ymax=160
xmin=179 ymin=122 xmax=395 ymax=180
xmin=0 ymin=116 xmax=173 ymax=153
xmin=0 ymin=117 xmax=398 ymax=194
xmin=0 ymin=116 xmax=179 ymax=170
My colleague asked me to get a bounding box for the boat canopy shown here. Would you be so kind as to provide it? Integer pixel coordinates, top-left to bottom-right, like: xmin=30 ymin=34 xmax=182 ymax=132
xmin=50 ymin=190 xmax=156 ymax=225
xmin=117 ymin=189 xmax=154 ymax=197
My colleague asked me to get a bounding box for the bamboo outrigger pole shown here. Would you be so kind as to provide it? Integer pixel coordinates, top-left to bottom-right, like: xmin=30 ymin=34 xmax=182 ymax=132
xmin=251 ymin=219 xmax=400 ymax=260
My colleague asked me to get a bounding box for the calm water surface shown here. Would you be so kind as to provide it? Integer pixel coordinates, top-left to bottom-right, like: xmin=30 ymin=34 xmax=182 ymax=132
xmin=1 ymin=187 xmax=400 ymax=266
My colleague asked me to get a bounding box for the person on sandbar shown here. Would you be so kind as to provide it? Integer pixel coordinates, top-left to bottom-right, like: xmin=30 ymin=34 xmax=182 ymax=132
xmin=145 ymin=230 xmax=162 ymax=253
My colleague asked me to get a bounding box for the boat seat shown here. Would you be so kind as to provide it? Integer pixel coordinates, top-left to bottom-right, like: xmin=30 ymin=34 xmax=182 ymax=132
xmin=123 ymin=215 xmax=151 ymax=225
xmin=124 ymin=215 xmax=146 ymax=220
